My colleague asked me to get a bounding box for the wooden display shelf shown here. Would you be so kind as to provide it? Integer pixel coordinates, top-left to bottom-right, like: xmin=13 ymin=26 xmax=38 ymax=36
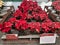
xmin=48 ymin=12 xmax=58 ymax=22
xmin=0 ymin=6 xmax=15 ymax=24
xmin=1 ymin=34 xmax=57 ymax=45
xmin=1 ymin=34 xmax=40 ymax=45
xmin=44 ymin=6 xmax=60 ymax=22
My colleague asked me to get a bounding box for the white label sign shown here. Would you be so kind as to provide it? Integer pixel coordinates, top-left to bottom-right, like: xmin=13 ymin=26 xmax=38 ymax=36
xmin=40 ymin=35 xmax=56 ymax=44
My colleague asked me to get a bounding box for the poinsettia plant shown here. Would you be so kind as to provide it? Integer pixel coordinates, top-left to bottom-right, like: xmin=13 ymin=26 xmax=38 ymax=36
xmin=0 ymin=21 xmax=12 ymax=33
xmin=0 ymin=0 xmax=60 ymax=35
xmin=15 ymin=19 xmax=28 ymax=30
xmin=52 ymin=1 xmax=60 ymax=11
xmin=41 ymin=19 xmax=54 ymax=33
xmin=28 ymin=22 xmax=41 ymax=33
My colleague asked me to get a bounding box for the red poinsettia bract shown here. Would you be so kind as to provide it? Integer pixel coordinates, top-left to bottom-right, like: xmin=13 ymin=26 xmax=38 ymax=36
xmin=15 ymin=19 xmax=28 ymax=30
xmin=28 ymin=22 xmax=41 ymax=33
xmin=0 ymin=22 xmax=12 ymax=33
xmin=52 ymin=1 xmax=60 ymax=10
xmin=8 ymin=17 xmax=16 ymax=23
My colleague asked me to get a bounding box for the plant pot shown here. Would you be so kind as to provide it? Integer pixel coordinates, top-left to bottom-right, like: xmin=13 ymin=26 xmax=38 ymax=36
xmin=24 ymin=29 xmax=31 ymax=35
xmin=30 ymin=30 xmax=40 ymax=35
xmin=18 ymin=30 xmax=25 ymax=36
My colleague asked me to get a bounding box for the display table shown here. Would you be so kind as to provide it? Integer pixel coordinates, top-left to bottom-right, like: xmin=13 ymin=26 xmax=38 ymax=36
xmin=1 ymin=35 xmax=40 ymax=45
xmin=1 ymin=36 xmax=60 ymax=45
xmin=0 ymin=6 xmax=15 ymax=24
xmin=1 ymin=33 xmax=58 ymax=45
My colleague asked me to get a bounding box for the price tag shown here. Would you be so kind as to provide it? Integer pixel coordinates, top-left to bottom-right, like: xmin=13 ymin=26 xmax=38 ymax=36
xmin=40 ymin=33 xmax=56 ymax=44
xmin=6 ymin=34 xmax=18 ymax=40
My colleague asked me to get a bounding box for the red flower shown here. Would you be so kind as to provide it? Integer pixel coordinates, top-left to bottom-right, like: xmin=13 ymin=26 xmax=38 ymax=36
xmin=41 ymin=19 xmax=53 ymax=32
xmin=13 ymin=9 xmax=22 ymax=17
xmin=15 ymin=20 xmax=21 ymax=30
xmin=52 ymin=1 xmax=60 ymax=10
xmin=55 ymin=5 xmax=60 ymax=10
xmin=41 ymin=22 xmax=51 ymax=32
xmin=37 ymin=6 xmax=42 ymax=11
xmin=33 ymin=12 xmax=39 ymax=20
xmin=43 ymin=19 xmax=53 ymax=27
xmin=27 ymin=14 xmax=33 ymax=19
xmin=28 ymin=22 xmax=41 ymax=33
xmin=29 ymin=7 xmax=33 ymax=11
xmin=20 ymin=19 xmax=28 ymax=30
xmin=21 ymin=13 xmax=27 ymax=19
xmin=35 ymin=22 xmax=41 ymax=33
xmin=43 ymin=19 xmax=52 ymax=22
xmin=3 ymin=22 xmax=12 ymax=28
xmin=52 ymin=1 xmax=58 ymax=6
xmin=39 ymin=11 xmax=48 ymax=20
xmin=53 ymin=22 xmax=60 ymax=29
xmin=2 ymin=27 xmax=11 ymax=33
xmin=21 ymin=23 xmax=28 ymax=30
xmin=28 ymin=22 xmax=34 ymax=29
xmin=33 ymin=1 xmax=38 ymax=7
xmin=15 ymin=19 xmax=28 ymax=30
xmin=8 ymin=18 xmax=16 ymax=23
xmin=0 ymin=21 xmax=12 ymax=33
xmin=39 ymin=13 xmax=48 ymax=20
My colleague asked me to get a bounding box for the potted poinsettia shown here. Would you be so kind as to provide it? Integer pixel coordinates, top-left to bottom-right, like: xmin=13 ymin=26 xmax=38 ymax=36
xmin=28 ymin=22 xmax=41 ymax=34
xmin=0 ymin=21 xmax=12 ymax=34
xmin=15 ymin=19 xmax=28 ymax=35
xmin=52 ymin=1 xmax=60 ymax=15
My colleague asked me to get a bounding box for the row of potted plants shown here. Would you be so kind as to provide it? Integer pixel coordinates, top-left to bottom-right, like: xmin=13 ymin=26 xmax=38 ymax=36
xmin=0 ymin=0 xmax=60 ymax=35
